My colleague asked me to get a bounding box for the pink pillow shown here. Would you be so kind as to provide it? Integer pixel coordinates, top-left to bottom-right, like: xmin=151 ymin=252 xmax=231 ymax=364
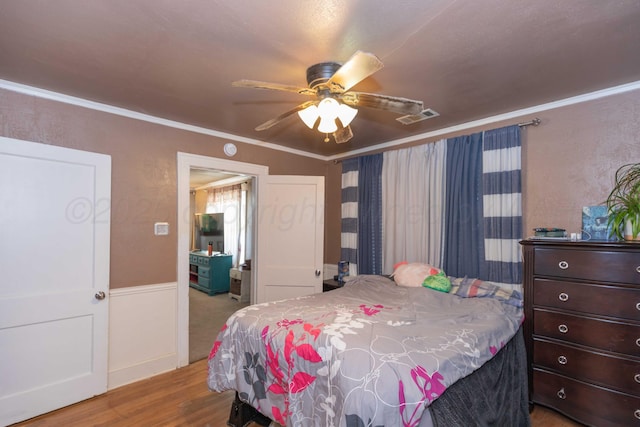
xmin=391 ymin=261 xmax=441 ymax=287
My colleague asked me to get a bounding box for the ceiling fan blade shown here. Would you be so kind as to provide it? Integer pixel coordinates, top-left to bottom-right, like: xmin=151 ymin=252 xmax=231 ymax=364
xmin=341 ymin=91 xmax=424 ymax=115
xmin=254 ymin=100 xmax=317 ymax=131
xmin=326 ymin=51 xmax=384 ymax=93
xmin=333 ymin=125 xmax=353 ymax=144
xmin=232 ymin=79 xmax=316 ymax=96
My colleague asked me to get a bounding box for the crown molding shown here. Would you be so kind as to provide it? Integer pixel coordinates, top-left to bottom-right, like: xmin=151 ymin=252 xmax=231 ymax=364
xmin=327 ymin=80 xmax=640 ymax=161
xmin=2 ymin=78 xmax=639 ymax=162
xmin=0 ymin=79 xmax=326 ymax=161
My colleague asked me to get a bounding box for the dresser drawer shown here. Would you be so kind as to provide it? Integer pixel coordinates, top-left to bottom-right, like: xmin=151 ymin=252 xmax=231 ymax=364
xmin=197 ymin=276 xmax=211 ymax=289
xmin=534 ymin=309 xmax=640 ymax=354
xmin=534 ymin=278 xmax=640 ymax=321
xmin=533 ymin=369 xmax=640 ymax=427
xmin=229 ymin=268 xmax=242 ymax=280
xmin=535 ymin=248 xmax=640 ymax=284
xmin=199 ymin=266 xmax=210 ymax=278
xmin=533 ymin=338 xmax=640 ymax=395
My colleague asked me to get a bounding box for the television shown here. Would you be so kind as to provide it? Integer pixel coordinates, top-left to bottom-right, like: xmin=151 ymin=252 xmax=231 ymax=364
xmin=199 ymin=213 xmax=224 ymax=235
xmin=196 ymin=213 xmax=224 ymax=252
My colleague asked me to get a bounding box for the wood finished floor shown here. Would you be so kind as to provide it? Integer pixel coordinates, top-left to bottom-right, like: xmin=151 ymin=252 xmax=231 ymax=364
xmin=12 ymin=358 xmax=583 ymax=427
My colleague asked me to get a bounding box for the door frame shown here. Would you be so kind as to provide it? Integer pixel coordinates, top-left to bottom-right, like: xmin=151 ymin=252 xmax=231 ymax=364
xmin=176 ymin=152 xmax=268 ymax=367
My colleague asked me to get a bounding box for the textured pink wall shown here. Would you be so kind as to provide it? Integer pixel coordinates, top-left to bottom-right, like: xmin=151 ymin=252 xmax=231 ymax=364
xmin=522 ymin=91 xmax=640 ymax=236
xmin=0 ymin=89 xmax=328 ymax=288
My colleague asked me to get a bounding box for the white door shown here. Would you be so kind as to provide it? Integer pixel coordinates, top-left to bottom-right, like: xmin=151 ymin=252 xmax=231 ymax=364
xmin=256 ymin=175 xmax=324 ymax=303
xmin=0 ymin=137 xmax=111 ymax=425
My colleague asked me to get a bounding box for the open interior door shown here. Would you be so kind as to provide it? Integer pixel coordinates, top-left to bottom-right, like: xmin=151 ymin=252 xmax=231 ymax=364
xmin=0 ymin=137 xmax=111 ymax=425
xmin=255 ymin=175 xmax=324 ymax=304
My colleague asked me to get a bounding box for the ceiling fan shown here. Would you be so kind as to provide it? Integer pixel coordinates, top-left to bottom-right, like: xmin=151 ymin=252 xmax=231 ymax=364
xmin=233 ymin=51 xmax=425 ymax=143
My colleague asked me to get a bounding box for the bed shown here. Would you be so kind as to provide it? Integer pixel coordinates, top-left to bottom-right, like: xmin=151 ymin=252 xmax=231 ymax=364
xmin=207 ymin=275 xmax=530 ymax=427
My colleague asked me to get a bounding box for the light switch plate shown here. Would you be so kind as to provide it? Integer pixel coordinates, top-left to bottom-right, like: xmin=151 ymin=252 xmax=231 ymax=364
xmin=154 ymin=222 xmax=169 ymax=235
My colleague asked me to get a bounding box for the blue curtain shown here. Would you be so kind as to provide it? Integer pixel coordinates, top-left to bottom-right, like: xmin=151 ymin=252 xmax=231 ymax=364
xmin=357 ymin=154 xmax=383 ymax=274
xmin=442 ymin=132 xmax=486 ymax=279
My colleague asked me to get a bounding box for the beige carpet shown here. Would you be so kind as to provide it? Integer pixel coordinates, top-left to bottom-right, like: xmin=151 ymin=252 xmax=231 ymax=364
xmin=189 ymin=288 xmax=249 ymax=363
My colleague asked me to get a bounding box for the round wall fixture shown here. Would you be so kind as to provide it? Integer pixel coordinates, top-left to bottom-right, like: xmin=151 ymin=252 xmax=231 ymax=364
xmin=223 ymin=143 xmax=237 ymax=157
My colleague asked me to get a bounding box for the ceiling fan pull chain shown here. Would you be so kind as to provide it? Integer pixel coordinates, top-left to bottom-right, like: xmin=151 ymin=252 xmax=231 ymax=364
xmin=324 ymin=134 xmax=330 ymax=143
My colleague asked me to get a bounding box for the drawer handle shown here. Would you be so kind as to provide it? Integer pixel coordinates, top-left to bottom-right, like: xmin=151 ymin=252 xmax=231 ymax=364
xmin=557 ymin=388 xmax=566 ymax=400
xmin=636 ymin=302 xmax=640 ymax=311
xmin=558 ymin=355 xmax=568 ymax=365
xmin=635 ymin=409 xmax=640 ymax=420
xmin=558 ymin=261 xmax=569 ymax=270
xmin=636 ymin=266 xmax=640 ymax=274
xmin=637 ymin=338 xmax=640 ymax=347
xmin=558 ymin=324 xmax=569 ymax=334
xmin=558 ymin=292 xmax=569 ymax=302
xmin=634 ymin=373 xmax=640 ymax=384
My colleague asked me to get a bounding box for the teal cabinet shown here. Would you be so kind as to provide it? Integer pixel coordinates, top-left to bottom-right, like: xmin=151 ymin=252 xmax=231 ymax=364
xmin=189 ymin=253 xmax=232 ymax=295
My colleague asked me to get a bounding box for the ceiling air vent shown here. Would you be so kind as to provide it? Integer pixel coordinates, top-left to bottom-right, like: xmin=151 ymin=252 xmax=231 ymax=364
xmin=396 ymin=108 xmax=440 ymax=125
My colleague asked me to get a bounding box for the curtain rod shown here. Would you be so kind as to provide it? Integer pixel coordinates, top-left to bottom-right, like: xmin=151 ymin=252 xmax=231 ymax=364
xmin=334 ymin=118 xmax=541 ymax=163
xmin=518 ymin=117 xmax=541 ymax=127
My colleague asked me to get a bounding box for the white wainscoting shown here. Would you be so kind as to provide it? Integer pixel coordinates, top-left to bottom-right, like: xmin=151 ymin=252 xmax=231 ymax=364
xmin=108 ymin=282 xmax=178 ymax=390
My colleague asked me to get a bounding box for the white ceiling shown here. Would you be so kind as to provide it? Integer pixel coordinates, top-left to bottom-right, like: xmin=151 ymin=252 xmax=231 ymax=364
xmin=189 ymin=168 xmax=237 ymax=189
xmin=1 ymin=1 xmax=640 ymax=157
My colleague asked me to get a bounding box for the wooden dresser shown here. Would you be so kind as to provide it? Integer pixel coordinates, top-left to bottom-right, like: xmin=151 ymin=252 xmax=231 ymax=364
xmin=189 ymin=252 xmax=233 ymax=296
xmin=521 ymin=240 xmax=640 ymax=427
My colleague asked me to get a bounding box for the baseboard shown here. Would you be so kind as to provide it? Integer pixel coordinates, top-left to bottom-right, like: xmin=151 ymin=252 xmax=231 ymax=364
xmin=107 ymin=282 xmax=178 ymax=390
xmin=108 ymin=353 xmax=177 ymax=390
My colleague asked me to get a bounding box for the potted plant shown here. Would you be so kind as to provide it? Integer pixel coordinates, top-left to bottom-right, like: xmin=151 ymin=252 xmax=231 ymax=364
xmin=606 ymin=162 xmax=640 ymax=241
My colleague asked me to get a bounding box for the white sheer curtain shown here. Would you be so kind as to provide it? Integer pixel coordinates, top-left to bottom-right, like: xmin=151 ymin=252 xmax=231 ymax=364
xmin=206 ymin=184 xmax=242 ymax=266
xmin=382 ymin=140 xmax=447 ymax=273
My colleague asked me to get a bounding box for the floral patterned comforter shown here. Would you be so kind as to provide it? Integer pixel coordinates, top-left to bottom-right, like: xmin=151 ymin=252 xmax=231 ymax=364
xmin=207 ymin=275 xmax=524 ymax=427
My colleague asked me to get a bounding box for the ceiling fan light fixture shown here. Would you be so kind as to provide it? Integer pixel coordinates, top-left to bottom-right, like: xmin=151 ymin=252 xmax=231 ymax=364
xmin=233 ymin=51 xmax=425 ymax=144
xmin=318 ymin=97 xmax=340 ymax=117
xmin=299 ymin=98 xmax=358 ymax=134
xmin=337 ymin=103 xmax=357 ymax=127
xmin=317 ymin=115 xmax=338 ymax=133
xmin=297 ymin=104 xmax=319 ymax=129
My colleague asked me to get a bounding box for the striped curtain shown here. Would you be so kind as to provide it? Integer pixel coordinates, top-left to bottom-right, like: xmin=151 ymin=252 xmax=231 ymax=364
xmin=340 ymin=155 xmax=383 ymax=275
xmin=341 ymin=158 xmax=359 ymax=275
xmin=482 ymin=125 xmax=522 ymax=284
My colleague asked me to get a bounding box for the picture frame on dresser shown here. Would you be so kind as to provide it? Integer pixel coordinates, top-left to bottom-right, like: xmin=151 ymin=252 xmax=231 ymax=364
xmin=520 ymin=240 xmax=640 ymax=427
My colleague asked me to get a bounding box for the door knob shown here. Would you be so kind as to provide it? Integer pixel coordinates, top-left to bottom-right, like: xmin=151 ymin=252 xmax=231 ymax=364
xmin=95 ymin=291 xmax=106 ymax=300
xmin=315 ymin=270 xmax=321 ymax=277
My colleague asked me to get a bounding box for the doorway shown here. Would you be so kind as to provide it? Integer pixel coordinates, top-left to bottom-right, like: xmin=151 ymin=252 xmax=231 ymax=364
xmin=188 ymin=169 xmax=252 ymax=363
xmin=177 ymin=152 xmax=268 ymax=367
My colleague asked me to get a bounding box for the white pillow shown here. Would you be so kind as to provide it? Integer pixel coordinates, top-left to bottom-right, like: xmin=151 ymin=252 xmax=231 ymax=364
xmin=391 ymin=262 xmax=441 ymax=287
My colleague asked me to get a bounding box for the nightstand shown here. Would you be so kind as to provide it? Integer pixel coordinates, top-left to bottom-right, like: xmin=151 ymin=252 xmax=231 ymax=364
xmin=323 ymin=279 xmax=343 ymax=292
xmin=229 ymin=267 xmax=251 ymax=303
